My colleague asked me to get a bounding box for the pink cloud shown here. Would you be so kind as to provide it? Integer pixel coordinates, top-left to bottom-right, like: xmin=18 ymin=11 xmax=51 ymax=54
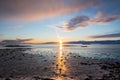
xmin=0 ymin=0 xmax=101 ymax=21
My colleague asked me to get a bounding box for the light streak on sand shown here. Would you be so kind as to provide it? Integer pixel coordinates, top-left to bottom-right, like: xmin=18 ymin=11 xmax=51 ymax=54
xmin=54 ymin=30 xmax=67 ymax=80
xmin=56 ymin=41 xmax=67 ymax=80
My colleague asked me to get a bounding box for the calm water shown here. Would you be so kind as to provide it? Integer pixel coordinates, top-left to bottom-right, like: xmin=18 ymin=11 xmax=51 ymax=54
xmin=1 ymin=44 xmax=120 ymax=61
xmin=28 ymin=44 xmax=120 ymax=61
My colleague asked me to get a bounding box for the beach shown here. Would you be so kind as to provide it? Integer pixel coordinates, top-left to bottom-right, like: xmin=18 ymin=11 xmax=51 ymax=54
xmin=0 ymin=45 xmax=120 ymax=80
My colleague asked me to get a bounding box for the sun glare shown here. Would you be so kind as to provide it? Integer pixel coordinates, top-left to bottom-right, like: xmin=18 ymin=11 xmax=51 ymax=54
xmin=59 ymin=40 xmax=63 ymax=50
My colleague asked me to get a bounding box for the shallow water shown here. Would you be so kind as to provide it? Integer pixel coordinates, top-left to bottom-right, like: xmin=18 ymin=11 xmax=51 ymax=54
xmin=27 ymin=44 xmax=120 ymax=61
xmin=0 ymin=44 xmax=120 ymax=80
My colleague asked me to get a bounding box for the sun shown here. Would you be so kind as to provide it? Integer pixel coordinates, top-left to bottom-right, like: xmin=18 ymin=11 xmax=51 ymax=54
xmin=59 ymin=40 xmax=63 ymax=50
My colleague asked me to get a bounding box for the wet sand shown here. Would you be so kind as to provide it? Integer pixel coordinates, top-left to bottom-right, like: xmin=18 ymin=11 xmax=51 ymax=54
xmin=0 ymin=48 xmax=120 ymax=80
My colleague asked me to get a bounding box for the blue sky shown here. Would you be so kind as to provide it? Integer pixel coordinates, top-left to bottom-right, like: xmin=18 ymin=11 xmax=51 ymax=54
xmin=0 ymin=0 xmax=120 ymax=44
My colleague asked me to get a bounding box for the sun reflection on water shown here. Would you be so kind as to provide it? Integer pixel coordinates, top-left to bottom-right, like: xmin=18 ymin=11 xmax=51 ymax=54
xmin=59 ymin=40 xmax=62 ymax=50
xmin=55 ymin=40 xmax=67 ymax=80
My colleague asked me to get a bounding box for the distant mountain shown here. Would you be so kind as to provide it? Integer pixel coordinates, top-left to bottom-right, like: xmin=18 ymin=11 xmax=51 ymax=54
xmin=1 ymin=40 xmax=120 ymax=45
xmin=41 ymin=42 xmax=57 ymax=44
xmin=66 ymin=40 xmax=120 ymax=44
xmin=42 ymin=40 xmax=120 ymax=44
xmin=4 ymin=45 xmax=31 ymax=47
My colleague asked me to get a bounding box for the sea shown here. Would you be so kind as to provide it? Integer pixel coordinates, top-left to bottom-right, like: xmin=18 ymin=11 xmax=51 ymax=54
xmin=0 ymin=44 xmax=120 ymax=61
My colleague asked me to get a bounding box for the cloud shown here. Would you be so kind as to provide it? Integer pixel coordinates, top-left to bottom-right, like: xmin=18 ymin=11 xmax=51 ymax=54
xmin=53 ymin=16 xmax=90 ymax=31
xmin=92 ymin=12 xmax=120 ymax=24
xmin=53 ymin=12 xmax=120 ymax=31
xmin=0 ymin=38 xmax=33 ymax=44
xmin=0 ymin=0 xmax=101 ymax=21
xmin=89 ymin=33 xmax=120 ymax=39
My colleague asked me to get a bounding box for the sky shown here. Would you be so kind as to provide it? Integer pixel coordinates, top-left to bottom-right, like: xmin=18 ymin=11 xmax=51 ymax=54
xmin=0 ymin=0 xmax=120 ymax=44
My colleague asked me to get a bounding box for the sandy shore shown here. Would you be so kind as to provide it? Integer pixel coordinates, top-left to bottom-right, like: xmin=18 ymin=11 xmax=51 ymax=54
xmin=0 ymin=48 xmax=120 ymax=80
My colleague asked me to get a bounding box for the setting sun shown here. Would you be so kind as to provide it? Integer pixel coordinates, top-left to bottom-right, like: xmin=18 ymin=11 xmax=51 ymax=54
xmin=59 ymin=40 xmax=63 ymax=50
